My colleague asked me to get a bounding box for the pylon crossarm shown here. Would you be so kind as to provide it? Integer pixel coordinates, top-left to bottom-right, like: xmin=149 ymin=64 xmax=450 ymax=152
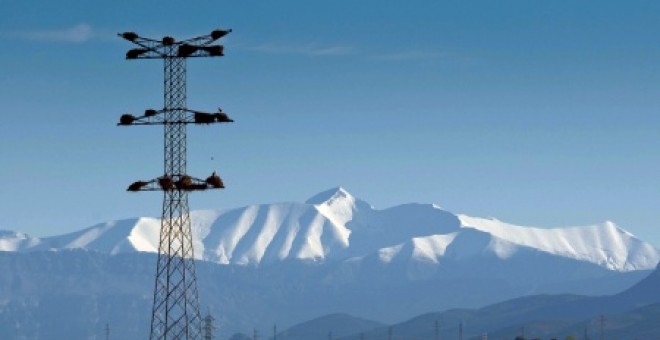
xmin=127 ymin=173 xmax=225 ymax=192
xmin=179 ymin=29 xmax=231 ymax=46
xmin=118 ymin=29 xmax=231 ymax=60
xmin=118 ymin=108 xmax=233 ymax=126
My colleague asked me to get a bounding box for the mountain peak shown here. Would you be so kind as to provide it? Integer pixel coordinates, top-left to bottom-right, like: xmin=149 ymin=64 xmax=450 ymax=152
xmin=305 ymin=187 xmax=354 ymax=205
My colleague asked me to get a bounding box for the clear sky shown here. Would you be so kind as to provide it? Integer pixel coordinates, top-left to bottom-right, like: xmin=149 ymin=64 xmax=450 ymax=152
xmin=1 ymin=1 xmax=659 ymax=245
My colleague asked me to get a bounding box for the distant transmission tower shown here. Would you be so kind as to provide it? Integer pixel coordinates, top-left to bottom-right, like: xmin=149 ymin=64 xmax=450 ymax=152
xmin=117 ymin=28 xmax=233 ymax=340
xmin=203 ymin=311 xmax=216 ymax=340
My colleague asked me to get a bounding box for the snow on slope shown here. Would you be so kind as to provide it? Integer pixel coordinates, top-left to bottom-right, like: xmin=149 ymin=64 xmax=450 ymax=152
xmin=196 ymin=200 xmax=351 ymax=265
xmin=457 ymin=215 xmax=658 ymax=271
xmin=1 ymin=187 xmax=658 ymax=272
xmin=377 ymin=233 xmax=458 ymax=264
xmin=0 ymin=231 xmax=40 ymax=251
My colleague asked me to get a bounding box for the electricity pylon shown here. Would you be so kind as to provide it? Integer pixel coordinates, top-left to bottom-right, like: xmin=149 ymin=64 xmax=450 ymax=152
xmin=118 ymin=28 xmax=233 ymax=340
xmin=203 ymin=311 xmax=215 ymax=340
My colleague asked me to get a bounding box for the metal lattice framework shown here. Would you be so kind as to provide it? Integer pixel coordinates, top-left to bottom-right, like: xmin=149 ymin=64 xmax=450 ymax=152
xmin=203 ymin=311 xmax=215 ymax=340
xmin=118 ymin=29 xmax=232 ymax=340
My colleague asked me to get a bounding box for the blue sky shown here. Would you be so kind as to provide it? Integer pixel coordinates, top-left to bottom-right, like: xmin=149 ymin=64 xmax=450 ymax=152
xmin=1 ymin=1 xmax=660 ymax=245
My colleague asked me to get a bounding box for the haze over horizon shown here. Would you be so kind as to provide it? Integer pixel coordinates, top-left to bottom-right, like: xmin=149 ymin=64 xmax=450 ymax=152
xmin=1 ymin=1 xmax=659 ymax=248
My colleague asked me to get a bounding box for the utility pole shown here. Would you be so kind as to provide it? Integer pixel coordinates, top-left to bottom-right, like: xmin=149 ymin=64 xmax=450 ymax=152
xmin=459 ymin=321 xmax=463 ymax=340
xmin=435 ymin=320 xmax=440 ymax=340
xmin=388 ymin=326 xmax=393 ymax=340
xmin=328 ymin=331 xmax=332 ymax=340
xmin=600 ymin=315 xmax=605 ymax=340
xmin=105 ymin=323 xmax=109 ymax=340
xmin=253 ymin=328 xmax=258 ymax=340
xmin=584 ymin=326 xmax=589 ymax=340
xmin=117 ymin=28 xmax=233 ymax=340
xmin=273 ymin=324 xmax=277 ymax=340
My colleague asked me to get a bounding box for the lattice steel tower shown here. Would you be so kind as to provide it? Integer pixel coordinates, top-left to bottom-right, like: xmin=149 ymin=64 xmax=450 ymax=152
xmin=203 ymin=311 xmax=215 ymax=340
xmin=117 ymin=29 xmax=233 ymax=340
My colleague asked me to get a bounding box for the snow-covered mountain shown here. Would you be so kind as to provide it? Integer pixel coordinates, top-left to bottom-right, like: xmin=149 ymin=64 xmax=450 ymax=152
xmin=2 ymin=187 xmax=657 ymax=273
xmin=0 ymin=188 xmax=658 ymax=339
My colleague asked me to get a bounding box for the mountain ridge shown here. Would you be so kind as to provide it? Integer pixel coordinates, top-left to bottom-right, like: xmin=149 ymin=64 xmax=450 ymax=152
xmin=1 ymin=187 xmax=656 ymax=273
xmin=0 ymin=182 xmax=658 ymax=339
xmin=288 ymin=262 xmax=660 ymax=340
